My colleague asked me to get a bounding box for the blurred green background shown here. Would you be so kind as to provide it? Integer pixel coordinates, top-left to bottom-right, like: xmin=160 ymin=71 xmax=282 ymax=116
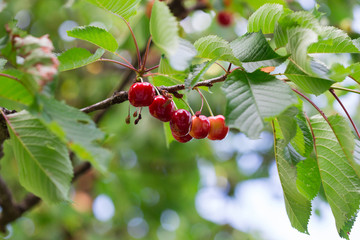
xmin=1 ymin=0 xmax=360 ymax=239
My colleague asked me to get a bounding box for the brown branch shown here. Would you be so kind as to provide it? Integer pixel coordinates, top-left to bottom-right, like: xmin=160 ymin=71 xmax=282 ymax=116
xmin=80 ymin=74 xmax=228 ymax=114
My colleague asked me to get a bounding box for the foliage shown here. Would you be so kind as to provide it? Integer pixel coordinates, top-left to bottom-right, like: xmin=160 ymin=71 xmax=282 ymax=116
xmin=1 ymin=0 xmax=360 ymax=239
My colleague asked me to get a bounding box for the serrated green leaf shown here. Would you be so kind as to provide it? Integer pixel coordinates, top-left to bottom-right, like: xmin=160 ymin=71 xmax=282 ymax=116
xmin=85 ymin=0 xmax=141 ymax=20
xmin=329 ymin=63 xmax=351 ymax=82
xmin=352 ymin=139 xmax=360 ymax=178
xmin=67 ymin=26 xmax=118 ymax=52
xmin=222 ymin=69 xmax=297 ymax=138
xmin=3 ymin=110 xmax=73 ymax=203
xmin=58 ymin=48 xmax=105 ymax=72
xmin=150 ymin=0 xmax=179 ymax=55
xmin=274 ymin=11 xmax=320 ymax=49
xmin=0 ymin=69 xmax=33 ymax=105
xmin=151 ymin=75 xmax=184 ymax=87
xmin=168 ymin=38 xmax=197 ymax=71
xmin=296 ymin=158 xmax=321 ymax=200
xmin=159 ymin=55 xmax=181 ymax=75
xmin=230 ymin=31 xmax=288 ymax=72
xmin=185 ymin=59 xmax=217 ymax=89
xmin=287 ymin=27 xmax=318 ymax=76
xmin=292 ymin=112 xmax=313 ymax=157
xmin=285 ymin=61 xmax=334 ymax=96
xmin=275 ymin=106 xmax=299 ymax=144
xmin=33 ymin=95 xmax=111 ymax=173
xmin=194 ymin=35 xmax=240 ymax=65
xmin=274 ymin=138 xmax=311 ymax=233
xmin=247 ymin=4 xmax=288 ymax=34
xmin=310 ymin=115 xmax=360 ymax=237
xmin=348 ymin=63 xmax=360 ymax=85
xmin=308 ymin=26 xmax=360 ymax=53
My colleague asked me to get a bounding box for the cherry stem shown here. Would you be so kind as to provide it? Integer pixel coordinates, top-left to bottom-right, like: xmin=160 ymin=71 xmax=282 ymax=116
xmin=141 ymin=36 xmax=152 ymax=72
xmin=180 ymin=98 xmax=195 ymax=115
xmin=229 ymin=66 xmax=245 ymax=73
xmin=154 ymin=86 xmax=161 ymax=95
xmin=330 ymin=89 xmax=360 ymax=139
xmin=121 ymin=17 xmax=141 ymax=69
xmin=113 ymin=52 xmax=135 ymax=68
xmin=98 ymin=58 xmax=137 ymax=71
xmin=195 ymin=88 xmax=204 ymax=115
xmin=143 ymin=72 xmax=160 ymax=78
xmin=200 ymin=89 xmax=214 ymax=117
xmin=144 ymin=65 xmax=160 ymax=73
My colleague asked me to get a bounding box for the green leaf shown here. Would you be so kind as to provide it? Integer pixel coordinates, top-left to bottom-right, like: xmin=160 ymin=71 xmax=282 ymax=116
xmin=296 ymin=158 xmax=321 ymax=200
xmin=150 ymin=0 xmax=179 ymax=55
xmin=287 ymin=27 xmax=318 ymax=75
xmin=231 ymin=31 xmax=288 ymax=72
xmin=274 ymin=11 xmax=320 ymax=49
xmin=308 ymin=27 xmax=360 ymax=53
xmin=274 ymin=138 xmax=312 ymax=233
xmin=291 ymin=112 xmax=313 ymax=157
xmin=168 ymin=38 xmax=197 ymax=71
xmin=33 ymin=95 xmax=111 ymax=173
xmin=67 ymin=26 xmax=118 ymax=52
xmin=151 ymin=75 xmax=184 ymax=87
xmin=3 ymin=110 xmax=73 ymax=203
xmin=352 ymin=139 xmax=360 ymax=178
xmin=159 ymin=55 xmax=181 ymax=75
xmin=247 ymin=4 xmax=289 ymax=34
xmin=85 ymin=0 xmax=141 ymax=20
xmin=194 ymin=35 xmax=240 ymax=65
xmin=275 ymin=106 xmax=299 ymax=144
xmin=348 ymin=63 xmax=360 ymax=85
xmin=310 ymin=115 xmax=360 ymax=237
xmin=58 ymin=48 xmax=105 ymax=72
xmin=184 ymin=59 xmax=217 ymax=89
xmin=163 ymin=122 xmax=174 ymax=148
xmin=221 ymin=69 xmax=297 ymax=138
xmin=285 ymin=61 xmax=334 ymax=96
xmin=0 ymin=70 xmax=33 ymax=105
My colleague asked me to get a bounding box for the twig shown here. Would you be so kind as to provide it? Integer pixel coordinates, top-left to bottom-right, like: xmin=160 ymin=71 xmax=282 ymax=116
xmin=329 ymin=89 xmax=360 ymax=139
xmin=80 ymin=91 xmax=128 ymax=113
xmin=144 ymin=64 xmax=159 ymax=73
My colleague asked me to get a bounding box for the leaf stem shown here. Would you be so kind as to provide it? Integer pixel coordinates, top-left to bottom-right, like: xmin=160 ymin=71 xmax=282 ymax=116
xmin=197 ymin=88 xmax=214 ymax=116
xmin=0 ymin=73 xmax=22 ymax=84
xmin=330 ymin=86 xmax=360 ymax=95
xmin=97 ymin=58 xmax=137 ymax=71
xmin=329 ymin=89 xmax=360 ymax=139
xmin=227 ymin=63 xmax=232 ymax=73
xmin=214 ymin=62 xmax=227 ymax=73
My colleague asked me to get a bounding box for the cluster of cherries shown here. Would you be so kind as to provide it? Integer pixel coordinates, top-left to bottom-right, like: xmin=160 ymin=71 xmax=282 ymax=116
xmin=127 ymin=82 xmax=229 ymax=143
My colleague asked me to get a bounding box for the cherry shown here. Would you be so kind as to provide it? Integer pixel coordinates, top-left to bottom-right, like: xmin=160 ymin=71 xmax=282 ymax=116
xmin=128 ymin=82 xmax=156 ymax=107
xmin=189 ymin=115 xmax=210 ymax=139
xmin=170 ymin=109 xmax=192 ymax=137
xmin=207 ymin=115 xmax=229 ymax=140
xmin=217 ymin=11 xmax=233 ymax=27
xmin=172 ymin=132 xmax=193 ymax=143
xmin=149 ymin=95 xmax=175 ymax=122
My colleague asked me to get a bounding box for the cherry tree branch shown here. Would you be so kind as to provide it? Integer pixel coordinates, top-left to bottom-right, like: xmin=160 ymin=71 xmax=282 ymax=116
xmin=80 ymin=74 xmax=228 ymax=114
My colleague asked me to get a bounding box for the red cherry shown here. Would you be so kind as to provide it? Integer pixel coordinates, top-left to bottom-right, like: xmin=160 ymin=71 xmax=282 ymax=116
xmin=128 ymin=82 xmax=156 ymax=107
xmin=149 ymin=95 xmax=175 ymax=122
xmin=170 ymin=109 xmax=192 ymax=137
xmin=217 ymin=11 xmax=233 ymax=27
xmin=207 ymin=115 xmax=229 ymax=140
xmin=189 ymin=115 xmax=210 ymax=139
xmin=172 ymin=132 xmax=193 ymax=143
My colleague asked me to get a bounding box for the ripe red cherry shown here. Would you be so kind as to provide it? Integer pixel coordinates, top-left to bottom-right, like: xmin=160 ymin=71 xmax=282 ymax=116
xmin=149 ymin=95 xmax=175 ymax=122
xmin=207 ymin=115 xmax=229 ymax=140
xmin=128 ymin=82 xmax=155 ymax=107
xmin=172 ymin=132 xmax=193 ymax=143
xmin=170 ymin=109 xmax=192 ymax=137
xmin=189 ymin=115 xmax=210 ymax=139
xmin=217 ymin=11 xmax=233 ymax=27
